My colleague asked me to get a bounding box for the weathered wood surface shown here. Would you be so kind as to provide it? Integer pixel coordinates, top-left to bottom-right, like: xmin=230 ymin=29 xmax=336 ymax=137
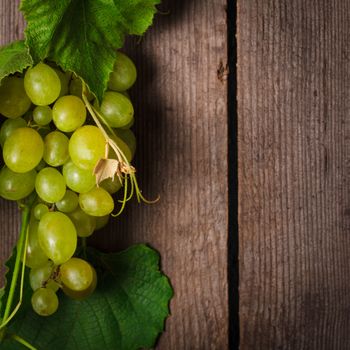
xmin=238 ymin=1 xmax=350 ymax=349
xmin=0 ymin=0 xmax=25 ymax=287
xmin=0 ymin=0 xmax=229 ymax=349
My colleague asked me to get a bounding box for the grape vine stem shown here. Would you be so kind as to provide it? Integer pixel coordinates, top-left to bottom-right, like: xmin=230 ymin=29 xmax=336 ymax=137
xmin=81 ymin=84 xmax=159 ymax=216
xmin=0 ymin=196 xmax=35 ymax=344
xmin=11 ymin=334 xmax=37 ymax=350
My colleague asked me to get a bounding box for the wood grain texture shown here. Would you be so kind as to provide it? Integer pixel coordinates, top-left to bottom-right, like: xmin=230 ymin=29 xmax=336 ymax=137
xmin=238 ymin=1 xmax=350 ymax=349
xmin=0 ymin=0 xmax=25 ymax=286
xmin=0 ymin=1 xmax=229 ymax=349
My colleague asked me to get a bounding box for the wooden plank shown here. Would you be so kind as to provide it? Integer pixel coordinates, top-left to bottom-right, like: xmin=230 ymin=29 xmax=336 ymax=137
xmin=238 ymin=1 xmax=350 ymax=349
xmin=0 ymin=0 xmax=25 ymax=286
xmin=0 ymin=0 xmax=229 ymax=349
xmin=94 ymin=1 xmax=229 ymax=348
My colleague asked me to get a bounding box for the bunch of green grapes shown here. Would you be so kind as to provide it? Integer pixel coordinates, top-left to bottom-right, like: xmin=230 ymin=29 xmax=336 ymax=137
xmin=0 ymin=52 xmax=137 ymax=316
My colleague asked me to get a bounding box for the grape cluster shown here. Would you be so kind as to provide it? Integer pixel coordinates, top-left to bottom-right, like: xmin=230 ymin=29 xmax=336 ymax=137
xmin=0 ymin=52 xmax=137 ymax=316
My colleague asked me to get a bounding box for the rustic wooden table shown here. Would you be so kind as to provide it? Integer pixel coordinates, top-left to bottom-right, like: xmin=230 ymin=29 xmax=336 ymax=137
xmin=2 ymin=0 xmax=349 ymax=349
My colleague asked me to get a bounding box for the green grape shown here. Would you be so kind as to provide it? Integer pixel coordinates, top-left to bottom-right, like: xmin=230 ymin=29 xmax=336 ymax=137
xmin=43 ymin=131 xmax=69 ymax=167
xmin=0 ymin=167 xmax=36 ymax=201
xmin=24 ymin=63 xmax=61 ymax=105
xmin=114 ymin=128 xmax=136 ymax=158
xmin=99 ymin=91 xmax=134 ymax=128
xmin=62 ymin=160 xmax=96 ymax=193
xmin=0 ymin=76 xmax=31 ymax=118
xmin=0 ymin=117 xmax=27 ymax=147
xmin=69 ymin=77 xmax=95 ymax=100
xmin=69 ymin=125 xmax=105 ymax=170
xmin=100 ymin=176 xmax=122 ymax=194
xmin=120 ymin=116 xmax=134 ymax=129
xmin=54 ymin=69 xmax=72 ymax=97
xmin=60 ymin=258 xmax=95 ymax=292
xmin=33 ymin=203 xmax=49 ymax=220
xmin=31 ymin=288 xmax=59 ymax=316
xmin=25 ymin=217 xmax=48 ymax=268
xmin=109 ymin=134 xmax=133 ymax=162
xmin=3 ymin=127 xmax=44 ymax=173
xmin=79 ymin=187 xmax=114 ymax=217
xmin=68 ymin=206 xmax=96 ymax=237
xmin=62 ymin=266 xmax=97 ymax=300
xmin=108 ymin=51 xmax=137 ymax=92
xmin=35 ymin=167 xmax=66 ymax=203
xmin=38 ymin=212 xmax=77 ymax=265
xmin=29 ymin=261 xmax=59 ymax=292
xmin=95 ymin=215 xmax=109 ymax=230
xmin=33 ymin=106 xmax=53 ymax=126
xmin=52 ymin=95 xmax=86 ymax=132
xmin=69 ymin=78 xmax=82 ymax=97
xmin=56 ymin=190 xmax=79 ymax=213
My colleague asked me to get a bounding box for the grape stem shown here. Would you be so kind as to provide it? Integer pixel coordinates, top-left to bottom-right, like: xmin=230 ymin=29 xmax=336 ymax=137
xmin=0 ymin=196 xmax=35 ymax=340
xmin=81 ymin=84 xmax=159 ymax=216
xmin=10 ymin=334 xmax=38 ymax=350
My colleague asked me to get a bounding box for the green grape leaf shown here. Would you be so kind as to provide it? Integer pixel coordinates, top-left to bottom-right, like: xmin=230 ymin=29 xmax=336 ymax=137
xmin=1 ymin=245 xmax=173 ymax=350
xmin=20 ymin=0 xmax=160 ymax=101
xmin=0 ymin=40 xmax=33 ymax=83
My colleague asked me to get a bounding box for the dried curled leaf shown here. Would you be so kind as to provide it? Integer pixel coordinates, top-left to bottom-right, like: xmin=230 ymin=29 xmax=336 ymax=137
xmin=93 ymin=158 xmax=121 ymax=185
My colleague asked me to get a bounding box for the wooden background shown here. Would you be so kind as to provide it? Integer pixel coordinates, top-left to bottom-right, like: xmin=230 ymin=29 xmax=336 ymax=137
xmin=238 ymin=1 xmax=350 ymax=349
xmin=0 ymin=0 xmax=229 ymax=349
xmin=4 ymin=0 xmax=350 ymax=349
